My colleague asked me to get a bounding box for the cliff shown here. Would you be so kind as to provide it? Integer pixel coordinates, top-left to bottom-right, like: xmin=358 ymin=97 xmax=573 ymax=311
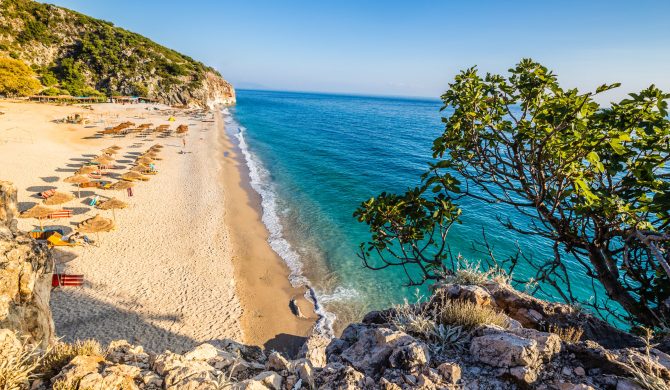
xmin=0 ymin=181 xmax=54 ymax=348
xmin=0 ymin=0 xmax=235 ymax=108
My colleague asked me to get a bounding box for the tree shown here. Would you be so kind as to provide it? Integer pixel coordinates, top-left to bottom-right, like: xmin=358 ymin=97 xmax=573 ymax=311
xmin=0 ymin=57 xmax=41 ymax=96
xmin=355 ymin=59 xmax=670 ymax=328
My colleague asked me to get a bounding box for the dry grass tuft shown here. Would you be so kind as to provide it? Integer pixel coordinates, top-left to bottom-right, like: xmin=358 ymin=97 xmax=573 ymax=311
xmin=436 ymin=297 xmax=509 ymax=330
xmin=547 ymin=324 xmax=584 ymax=343
xmin=38 ymin=339 xmax=103 ymax=379
xmin=444 ymin=260 xmax=510 ymax=286
xmin=0 ymin=338 xmax=42 ymax=390
xmin=390 ymin=297 xmax=469 ymax=354
xmin=622 ymin=329 xmax=670 ymax=390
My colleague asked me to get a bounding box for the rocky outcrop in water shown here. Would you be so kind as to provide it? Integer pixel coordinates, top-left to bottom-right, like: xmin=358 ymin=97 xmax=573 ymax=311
xmin=0 ymin=181 xmax=54 ymax=348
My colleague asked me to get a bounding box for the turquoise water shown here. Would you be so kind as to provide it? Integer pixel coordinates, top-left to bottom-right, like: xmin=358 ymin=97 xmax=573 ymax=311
xmin=228 ymin=90 xmax=599 ymax=333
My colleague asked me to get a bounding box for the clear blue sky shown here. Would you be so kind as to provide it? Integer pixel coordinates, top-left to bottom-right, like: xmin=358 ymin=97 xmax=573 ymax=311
xmin=45 ymin=0 xmax=670 ymax=101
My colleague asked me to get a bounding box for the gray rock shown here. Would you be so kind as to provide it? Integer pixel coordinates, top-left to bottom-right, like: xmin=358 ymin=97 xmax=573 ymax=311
xmin=470 ymin=332 xmax=539 ymax=368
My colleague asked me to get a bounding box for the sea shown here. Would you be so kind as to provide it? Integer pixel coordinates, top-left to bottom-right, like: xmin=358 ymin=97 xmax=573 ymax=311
xmin=225 ymin=89 xmax=607 ymax=334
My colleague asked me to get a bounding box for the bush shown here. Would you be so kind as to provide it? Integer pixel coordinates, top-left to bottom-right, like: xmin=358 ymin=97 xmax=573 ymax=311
xmin=547 ymin=324 xmax=584 ymax=343
xmin=38 ymin=339 xmax=103 ymax=379
xmin=0 ymin=57 xmax=41 ymax=96
xmin=0 ymin=334 xmax=43 ymax=389
xmin=436 ymin=298 xmax=509 ymax=330
xmin=444 ymin=260 xmax=510 ymax=286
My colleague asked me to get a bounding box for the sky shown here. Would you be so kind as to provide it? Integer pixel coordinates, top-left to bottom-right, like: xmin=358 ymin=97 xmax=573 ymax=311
xmin=44 ymin=0 xmax=670 ymax=101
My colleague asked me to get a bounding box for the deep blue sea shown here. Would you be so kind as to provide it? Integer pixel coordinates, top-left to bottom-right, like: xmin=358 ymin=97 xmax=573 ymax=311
xmin=227 ymin=89 xmax=603 ymax=332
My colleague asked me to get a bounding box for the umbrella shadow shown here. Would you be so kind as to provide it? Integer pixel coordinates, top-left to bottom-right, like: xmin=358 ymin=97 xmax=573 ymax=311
xmin=70 ymin=158 xmax=91 ymax=162
xmin=67 ymin=206 xmax=92 ymax=216
xmin=50 ymin=248 xmax=78 ymax=264
xmin=18 ymin=201 xmax=37 ymax=211
xmin=55 ymin=168 xmax=78 ymax=173
xmin=41 ymin=176 xmax=60 ymax=183
xmin=82 ymin=154 xmax=97 ymax=158
xmin=117 ymin=159 xmax=133 ymax=164
xmin=26 ymin=185 xmax=57 ymax=193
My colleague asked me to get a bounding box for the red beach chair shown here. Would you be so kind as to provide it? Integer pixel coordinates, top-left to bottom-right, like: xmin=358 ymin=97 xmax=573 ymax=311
xmin=40 ymin=189 xmax=56 ymax=199
xmin=48 ymin=209 xmax=73 ymax=219
xmin=52 ymin=274 xmax=84 ymax=287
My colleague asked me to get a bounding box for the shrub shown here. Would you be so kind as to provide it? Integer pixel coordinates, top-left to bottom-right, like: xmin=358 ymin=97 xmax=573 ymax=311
xmin=390 ymin=296 xmax=470 ymax=354
xmin=547 ymin=324 xmax=584 ymax=343
xmin=38 ymin=339 xmax=103 ymax=379
xmin=444 ymin=260 xmax=510 ymax=286
xmin=436 ymin=297 xmax=509 ymax=330
xmin=0 ymin=57 xmax=41 ymax=96
xmin=0 ymin=335 xmax=43 ymax=389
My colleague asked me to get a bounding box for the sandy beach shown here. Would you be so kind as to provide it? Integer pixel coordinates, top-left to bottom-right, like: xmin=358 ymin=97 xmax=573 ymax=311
xmin=0 ymin=100 xmax=315 ymax=354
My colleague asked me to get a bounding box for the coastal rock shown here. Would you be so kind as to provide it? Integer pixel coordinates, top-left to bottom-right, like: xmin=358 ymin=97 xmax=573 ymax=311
xmin=185 ymin=343 xmax=220 ymax=361
xmin=470 ymin=331 xmax=539 ymax=368
xmin=298 ymin=333 xmax=330 ymax=368
xmin=0 ymin=181 xmax=54 ymax=347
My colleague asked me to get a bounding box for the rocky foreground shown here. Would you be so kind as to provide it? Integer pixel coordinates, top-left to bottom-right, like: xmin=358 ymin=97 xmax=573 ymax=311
xmin=2 ymin=180 xmax=670 ymax=389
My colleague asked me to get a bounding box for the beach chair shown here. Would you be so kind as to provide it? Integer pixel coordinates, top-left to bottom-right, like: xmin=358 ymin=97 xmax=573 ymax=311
xmin=40 ymin=189 xmax=56 ymax=199
xmin=88 ymin=173 xmax=102 ymax=179
xmin=30 ymin=228 xmax=64 ymax=240
xmin=47 ymin=209 xmax=73 ymax=219
xmin=52 ymin=274 xmax=84 ymax=288
xmin=47 ymin=232 xmax=80 ymax=247
xmin=89 ymin=195 xmax=99 ymax=206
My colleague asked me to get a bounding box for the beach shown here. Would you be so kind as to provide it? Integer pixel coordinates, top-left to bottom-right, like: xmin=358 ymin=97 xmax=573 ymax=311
xmin=0 ymin=100 xmax=315 ymax=354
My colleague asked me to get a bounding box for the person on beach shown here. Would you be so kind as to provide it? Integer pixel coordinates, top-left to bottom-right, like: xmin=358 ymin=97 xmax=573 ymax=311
xmin=182 ymin=138 xmax=186 ymax=148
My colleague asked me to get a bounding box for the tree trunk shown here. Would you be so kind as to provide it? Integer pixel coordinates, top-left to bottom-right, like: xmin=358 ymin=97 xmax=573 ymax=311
xmin=588 ymin=246 xmax=660 ymax=327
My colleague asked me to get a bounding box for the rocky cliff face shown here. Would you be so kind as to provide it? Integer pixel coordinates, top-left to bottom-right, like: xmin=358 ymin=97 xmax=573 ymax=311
xmin=32 ymin=283 xmax=670 ymax=389
xmin=0 ymin=181 xmax=54 ymax=348
xmin=0 ymin=0 xmax=235 ymax=108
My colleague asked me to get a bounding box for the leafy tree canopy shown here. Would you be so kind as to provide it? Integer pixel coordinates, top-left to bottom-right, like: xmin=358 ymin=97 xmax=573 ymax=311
xmin=356 ymin=59 xmax=670 ymax=329
xmin=0 ymin=57 xmax=41 ymax=96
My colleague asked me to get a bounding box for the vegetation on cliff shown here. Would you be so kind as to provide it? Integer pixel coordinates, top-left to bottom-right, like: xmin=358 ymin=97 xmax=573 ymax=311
xmin=0 ymin=0 xmax=234 ymax=106
xmin=0 ymin=57 xmax=39 ymax=96
xmin=356 ymin=59 xmax=670 ymax=330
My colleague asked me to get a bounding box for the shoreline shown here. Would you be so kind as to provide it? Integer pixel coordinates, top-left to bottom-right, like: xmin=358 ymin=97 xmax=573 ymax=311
xmin=217 ymin=109 xmax=317 ymax=355
xmin=0 ymin=100 xmax=315 ymax=355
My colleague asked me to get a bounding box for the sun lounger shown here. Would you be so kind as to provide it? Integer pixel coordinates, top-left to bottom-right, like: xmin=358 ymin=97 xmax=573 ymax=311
xmin=88 ymin=173 xmax=102 ymax=179
xmin=52 ymin=274 xmax=83 ymax=287
xmin=89 ymin=195 xmax=99 ymax=206
xmin=40 ymin=189 xmax=56 ymax=199
xmin=30 ymin=228 xmax=64 ymax=240
xmin=47 ymin=209 xmax=73 ymax=219
xmin=47 ymin=232 xmax=80 ymax=247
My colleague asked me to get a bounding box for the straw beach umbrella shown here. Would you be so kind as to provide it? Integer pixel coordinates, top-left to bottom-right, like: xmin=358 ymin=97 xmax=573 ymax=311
xmin=43 ymin=191 xmax=74 ymax=206
xmin=109 ymin=181 xmax=134 ymax=191
xmin=120 ymin=171 xmax=148 ymax=181
xmin=92 ymin=155 xmax=114 ymax=165
xmin=64 ymin=174 xmax=90 ymax=198
xmin=77 ymin=214 xmax=115 ymax=241
xmin=136 ymin=157 xmax=154 ymax=165
xmin=76 ymin=165 xmax=99 ymax=175
xmin=19 ymin=204 xmax=57 ymax=230
xmin=102 ymin=147 xmax=119 ymax=155
xmin=97 ymin=198 xmax=127 ymax=221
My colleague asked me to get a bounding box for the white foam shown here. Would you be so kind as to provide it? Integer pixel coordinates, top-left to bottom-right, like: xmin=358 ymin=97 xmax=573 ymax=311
xmin=225 ymin=111 xmax=344 ymax=336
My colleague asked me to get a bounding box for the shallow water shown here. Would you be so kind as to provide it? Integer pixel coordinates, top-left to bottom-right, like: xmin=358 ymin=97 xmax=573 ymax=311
xmin=229 ymin=90 xmax=604 ymax=332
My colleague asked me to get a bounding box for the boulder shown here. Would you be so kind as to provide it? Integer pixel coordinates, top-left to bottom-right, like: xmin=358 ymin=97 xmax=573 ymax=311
xmin=185 ymin=343 xmax=219 ymax=361
xmin=299 ymin=333 xmax=330 ymax=368
xmin=253 ymin=371 xmax=283 ymax=390
xmin=470 ymin=332 xmax=539 ymax=368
